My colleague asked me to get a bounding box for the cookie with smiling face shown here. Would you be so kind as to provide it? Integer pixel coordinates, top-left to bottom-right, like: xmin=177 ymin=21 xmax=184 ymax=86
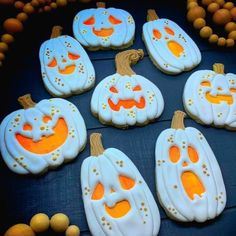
xmin=90 ymin=49 xmax=164 ymax=128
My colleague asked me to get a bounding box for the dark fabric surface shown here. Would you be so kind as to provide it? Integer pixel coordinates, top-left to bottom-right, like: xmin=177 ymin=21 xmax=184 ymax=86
xmin=0 ymin=0 xmax=236 ymax=235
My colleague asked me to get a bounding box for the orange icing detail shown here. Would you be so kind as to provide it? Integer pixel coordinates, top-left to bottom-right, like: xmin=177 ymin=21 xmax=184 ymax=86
xmin=58 ymin=65 xmax=76 ymax=75
xmin=48 ymin=58 xmax=57 ymax=67
xmin=169 ymin=146 xmax=181 ymax=163
xmin=164 ymin=27 xmax=175 ymax=36
xmin=108 ymin=15 xmax=122 ymax=25
xmin=230 ymin=88 xmax=236 ymax=93
xmin=91 ymin=182 xmax=104 ymax=200
xmin=68 ymin=52 xmax=80 ymax=60
xmin=83 ymin=16 xmax=95 ymax=25
xmin=92 ymin=27 xmax=114 ymax=37
xmin=119 ymin=175 xmax=135 ymax=190
xmin=153 ymin=29 xmax=162 ymax=39
xmin=43 ymin=116 xmax=52 ymax=123
xmin=167 ymin=40 xmax=184 ymax=57
xmin=182 ymin=161 xmax=188 ymax=167
xmin=110 ymin=86 xmax=118 ymax=93
xmin=181 ymin=171 xmax=205 ymax=200
xmin=16 ymin=118 xmax=68 ymax=154
xmin=205 ymin=91 xmax=233 ymax=105
xmin=201 ymin=81 xmax=211 ymax=87
xmin=110 ymin=188 xmax=116 ymax=193
xmin=188 ymin=146 xmax=199 ymax=163
xmin=133 ymin=85 xmax=142 ymax=91
xmin=23 ymin=124 xmax=32 ymax=131
xmin=105 ymin=200 xmax=131 ymax=218
xmin=108 ymin=97 xmax=146 ymax=111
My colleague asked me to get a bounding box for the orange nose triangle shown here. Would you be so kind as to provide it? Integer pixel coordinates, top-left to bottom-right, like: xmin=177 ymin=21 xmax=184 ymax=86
xmin=182 ymin=161 xmax=188 ymax=167
xmin=110 ymin=188 xmax=116 ymax=193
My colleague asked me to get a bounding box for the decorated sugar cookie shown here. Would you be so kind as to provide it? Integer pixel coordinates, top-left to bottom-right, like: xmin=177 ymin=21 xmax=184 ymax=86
xmin=39 ymin=26 xmax=95 ymax=97
xmin=81 ymin=133 xmax=160 ymax=236
xmin=183 ymin=63 xmax=236 ymax=130
xmin=91 ymin=49 xmax=164 ymax=128
xmin=142 ymin=9 xmax=201 ymax=74
xmin=73 ymin=2 xmax=135 ymax=50
xmin=0 ymin=94 xmax=86 ymax=175
xmin=155 ymin=111 xmax=226 ymax=222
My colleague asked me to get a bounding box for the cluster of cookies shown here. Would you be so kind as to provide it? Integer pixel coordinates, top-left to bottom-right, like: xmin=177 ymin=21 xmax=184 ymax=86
xmin=0 ymin=1 xmax=234 ymax=236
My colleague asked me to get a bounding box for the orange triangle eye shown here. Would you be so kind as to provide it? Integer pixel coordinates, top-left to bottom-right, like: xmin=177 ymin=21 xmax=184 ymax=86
xmin=188 ymin=146 xmax=199 ymax=163
xmin=133 ymin=85 xmax=142 ymax=91
xmin=23 ymin=123 xmax=32 ymax=131
xmin=110 ymin=86 xmax=118 ymax=93
xmin=169 ymin=146 xmax=180 ymax=163
xmin=153 ymin=29 xmax=162 ymax=39
xmin=48 ymin=58 xmax=57 ymax=67
xmin=84 ymin=16 xmax=95 ymax=25
xmin=119 ymin=175 xmax=135 ymax=190
xmin=68 ymin=52 xmax=80 ymax=60
xmin=91 ymin=182 xmax=104 ymax=200
xmin=164 ymin=27 xmax=175 ymax=36
xmin=108 ymin=15 xmax=122 ymax=25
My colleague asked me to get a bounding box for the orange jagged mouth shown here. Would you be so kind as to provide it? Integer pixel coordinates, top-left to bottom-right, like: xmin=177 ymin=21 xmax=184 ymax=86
xmin=108 ymin=97 xmax=146 ymax=111
xmin=104 ymin=200 xmax=131 ymax=218
xmin=16 ymin=118 xmax=68 ymax=154
xmin=205 ymin=91 xmax=233 ymax=105
xmin=58 ymin=65 xmax=76 ymax=75
xmin=92 ymin=27 xmax=114 ymax=37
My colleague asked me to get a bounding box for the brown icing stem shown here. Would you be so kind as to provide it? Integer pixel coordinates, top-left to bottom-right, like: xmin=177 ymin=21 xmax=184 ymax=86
xmin=147 ymin=9 xmax=159 ymax=21
xmin=171 ymin=110 xmax=186 ymax=130
xmin=115 ymin=49 xmax=144 ymax=76
xmin=96 ymin=2 xmax=105 ymax=8
xmin=18 ymin=94 xmax=36 ymax=109
xmin=213 ymin=63 xmax=224 ymax=74
xmin=50 ymin=26 xmax=63 ymax=39
xmin=90 ymin=133 xmax=105 ymax=156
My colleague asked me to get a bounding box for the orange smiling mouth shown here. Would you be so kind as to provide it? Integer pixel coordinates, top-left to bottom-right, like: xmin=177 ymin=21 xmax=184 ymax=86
xmin=92 ymin=27 xmax=114 ymax=37
xmin=105 ymin=200 xmax=131 ymax=218
xmin=58 ymin=65 xmax=76 ymax=75
xmin=205 ymin=91 xmax=233 ymax=105
xmin=108 ymin=97 xmax=146 ymax=111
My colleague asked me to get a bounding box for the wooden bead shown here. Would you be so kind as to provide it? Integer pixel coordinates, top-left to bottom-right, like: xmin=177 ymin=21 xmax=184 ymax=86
xmin=44 ymin=5 xmax=51 ymax=11
xmin=201 ymin=0 xmax=213 ymax=6
xmin=193 ymin=18 xmax=206 ymax=29
xmin=50 ymin=2 xmax=57 ymax=8
xmin=0 ymin=0 xmax=14 ymax=4
xmin=4 ymin=224 xmax=35 ymax=236
xmin=225 ymin=22 xmax=236 ymax=32
xmin=1 ymin=34 xmax=14 ymax=44
xmin=230 ymin=7 xmax=236 ymax=21
xmin=23 ymin=3 xmax=35 ymax=14
xmin=38 ymin=7 xmax=43 ymax=13
xmin=30 ymin=213 xmax=50 ymax=233
xmin=187 ymin=0 xmax=197 ymax=3
xmin=187 ymin=2 xmax=198 ymax=10
xmin=31 ymin=0 xmax=40 ymax=7
xmin=217 ymin=37 xmax=226 ymax=46
xmin=50 ymin=213 xmax=70 ymax=233
xmin=223 ymin=2 xmax=234 ymax=10
xmin=56 ymin=0 xmax=67 ymax=7
xmin=226 ymin=38 xmax=235 ymax=47
xmin=200 ymin=26 xmax=213 ymax=38
xmin=207 ymin=3 xmax=220 ymax=13
xmin=213 ymin=9 xmax=232 ymax=25
xmin=14 ymin=1 xmax=25 ymax=9
xmin=208 ymin=34 xmax=219 ymax=43
xmin=187 ymin=6 xmax=206 ymax=22
xmin=65 ymin=225 xmax=80 ymax=236
xmin=215 ymin=0 xmax=225 ymax=7
xmin=0 ymin=52 xmax=5 ymax=61
xmin=3 ymin=18 xmax=24 ymax=34
xmin=228 ymin=30 xmax=236 ymax=40
xmin=0 ymin=42 xmax=9 ymax=53
xmin=38 ymin=0 xmax=45 ymax=4
xmin=16 ymin=12 xmax=28 ymax=22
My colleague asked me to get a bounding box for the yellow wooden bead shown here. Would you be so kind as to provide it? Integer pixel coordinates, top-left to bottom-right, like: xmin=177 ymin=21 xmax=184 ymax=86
xmin=30 ymin=213 xmax=50 ymax=233
xmin=201 ymin=0 xmax=213 ymax=6
xmin=4 ymin=224 xmax=35 ymax=236
xmin=225 ymin=22 xmax=236 ymax=32
xmin=0 ymin=52 xmax=5 ymax=61
xmin=187 ymin=2 xmax=198 ymax=10
xmin=56 ymin=0 xmax=67 ymax=7
xmin=23 ymin=3 xmax=35 ymax=14
xmin=65 ymin=225 xmax=80 ymax=236
xmin=16 ymin=12 xmax=28 ymax=22
xmin=207 ymin=3 xmax=220 ymax=13
xmin=50 ymin=213 xmax=70 ymax=233
xmin=215 ymin=0 xmax=225 ymax=7
xmin=200 ymin=26 xmax=213 ymax=38
xmin=228 ymin=30 xmax=236 ymax=40
xmin=226 ymin=38 xmax=235 ymax=47
xmin=223 ymin=2 xmax=234 ymax=10
xmin=1 ymin=34 xmax=14 ymax=44
xmin=193 ymin=18 xmax=206 ymax=29
xmin=217 ymin=37 xmax=226 ymax=46
xmin=0 ymin=42 xmax=8 ymax=52
xmin=50 ymin=2 xmax=57 ymax=8
xmin=187 ymin=0 xmax=197 ymax=3
xmin=208 ymin=34 xmax=219 ymax=43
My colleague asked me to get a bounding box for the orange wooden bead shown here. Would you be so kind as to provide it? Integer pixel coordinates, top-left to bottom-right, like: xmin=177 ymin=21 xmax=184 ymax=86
xmin=217 ymin=37 xmax=226 ymax=46
xmin=215 ymin=0 xmax=225 ymax=7
xmin=3 ymin=18 xmax=24 ymax=34
xmin=38 ymin=0 xmax=45 ymax=4
xmin=187 ymin=6 xmax=206 ymax=22
xmin=225 ymin=22 xmax=236 ymax=32
xmin=187 ymin=0 xmax=197 ymax=3
xmin=23 ymin=3 xmax=35 ymax=14
xmin=230 ymin=7 xmax=236 ymax=20
xmin=0 ymin=52 xmax=5 ymax=61
xmin=0 ymin=0 xmax=14 ymax=4
xmin=44 ymin=5 xmax=51 ymax=11
xmin=200 ymin=26 xmax=213 ymax=38
xmin=16 ymin=12 xmax=28 ymax=22
xmin=228 ymin=30 xmax=236 ymax=40
xmin=213 ymin=9 xmax=232 ymax=25
xmin=14 ymin=1 xmax=25 ymax=9
xmin=226 ymin=38 xmax=235 ymax=47
xmin=208 ymin=34 xmax=219 ymax=43
xmin=193 ymin=18 xmax=206 ymax=29
xmin=207 ymin=3 xmax=220 ymax=13
xmin=56 ymin=0 xmax=67 ymax=7
xmin=201 ymin=0 xmax=213 ymax=6
xmin=187 ymin=2 xmax=198 ymax=9
xmin=50 ymin=2 xmax=57 ymax=8
xmin=31 ymin=0 xmax=40 ymax=7
xmin=1 ymin=34 xmax=14 ymax=44
xmin=0 ymin=42 xmax=8 ymax=52
xmin=223 ymin=2 xmax=234 ymax=10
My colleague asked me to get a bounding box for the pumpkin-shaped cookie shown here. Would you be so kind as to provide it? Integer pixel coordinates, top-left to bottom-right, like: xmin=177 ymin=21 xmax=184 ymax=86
xmin=39 ymin=26 xmax=95 ymax=97
xmin=155 ymin=111 xmax=226 ymax=222
xmin=0 ymin=94 xmax=87 ymax=175
xmin=73 ymin=2 xmax=135 ymax=50
xmin=143 ymin=9 xmax=201 ymax=74
xmin=183 ymin=63 xmax=236 ymax=130
xmin=91 ymin=49 xmax=164 ymax=128
xmin=81 ymin=133 xmax=160 ymax=236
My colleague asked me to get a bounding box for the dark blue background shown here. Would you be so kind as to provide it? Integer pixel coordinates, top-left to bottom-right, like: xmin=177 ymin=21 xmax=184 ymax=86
xmin=0 ymin=0 xmax=236 ymax=235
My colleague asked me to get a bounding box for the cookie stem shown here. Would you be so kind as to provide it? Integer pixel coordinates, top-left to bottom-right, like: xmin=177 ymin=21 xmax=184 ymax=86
xmin=50 ymin=26 xmax=63 ymax=39
xmin=147 ymin=9 xmax=159 ymax=21
xmin=213 ymin=63 xmax=224 ymax=74
xmin=171 ymin=110 xmax=186 ymax=130
xmin=96 ymin=2 xmax=105 ymax=8
xmin=90 ymin=133 xmax=105 ymax=156
xmin=115 ymin=49 xmax=144 ymax=76
xmin=18 ymin=94 xmax=36 ymax=109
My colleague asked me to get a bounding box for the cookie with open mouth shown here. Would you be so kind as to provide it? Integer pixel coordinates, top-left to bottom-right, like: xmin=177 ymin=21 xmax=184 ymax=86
xmin=91 ymin=49 xmax=164 ymax=128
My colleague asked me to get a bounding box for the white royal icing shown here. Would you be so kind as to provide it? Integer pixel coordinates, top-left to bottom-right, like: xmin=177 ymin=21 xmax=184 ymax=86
xmin=0 ymin=98 xmax=87 ymax=174
xmin=155 ymin=127 xmax=226 ymax=222
xmin=39 ymin=35 xmax=95 ymax=97
xmin=81 ymin=147 xmax=160 ymax=236
xmin=73 ymin=7 xmax=135 ymax=49
xmin=183 ymin=69 xmax=236 ymax=129
xmin=143 ymin=18 xmax=201 ymax=74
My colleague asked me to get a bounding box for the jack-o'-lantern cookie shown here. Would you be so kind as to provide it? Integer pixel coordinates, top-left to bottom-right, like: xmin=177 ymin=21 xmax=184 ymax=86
xmin=155 ymin=111 xmax=226 ymax=222
xmin=0 ymin=94 xmax=87 ymax=175
xmin=143 ymin=9 xmax=201 ymax=74
xmin=81 ymin=133 xmax=160 ymax=236
xmin=73 ymin=2 xmax=135 ymax=50
xmin=39 ymin=26 xmax=95 ymax=97
xmin=91 ymin=49 xmax=164 ymax=128
xmin=183 ymin=63 xmax=236 ymax=130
